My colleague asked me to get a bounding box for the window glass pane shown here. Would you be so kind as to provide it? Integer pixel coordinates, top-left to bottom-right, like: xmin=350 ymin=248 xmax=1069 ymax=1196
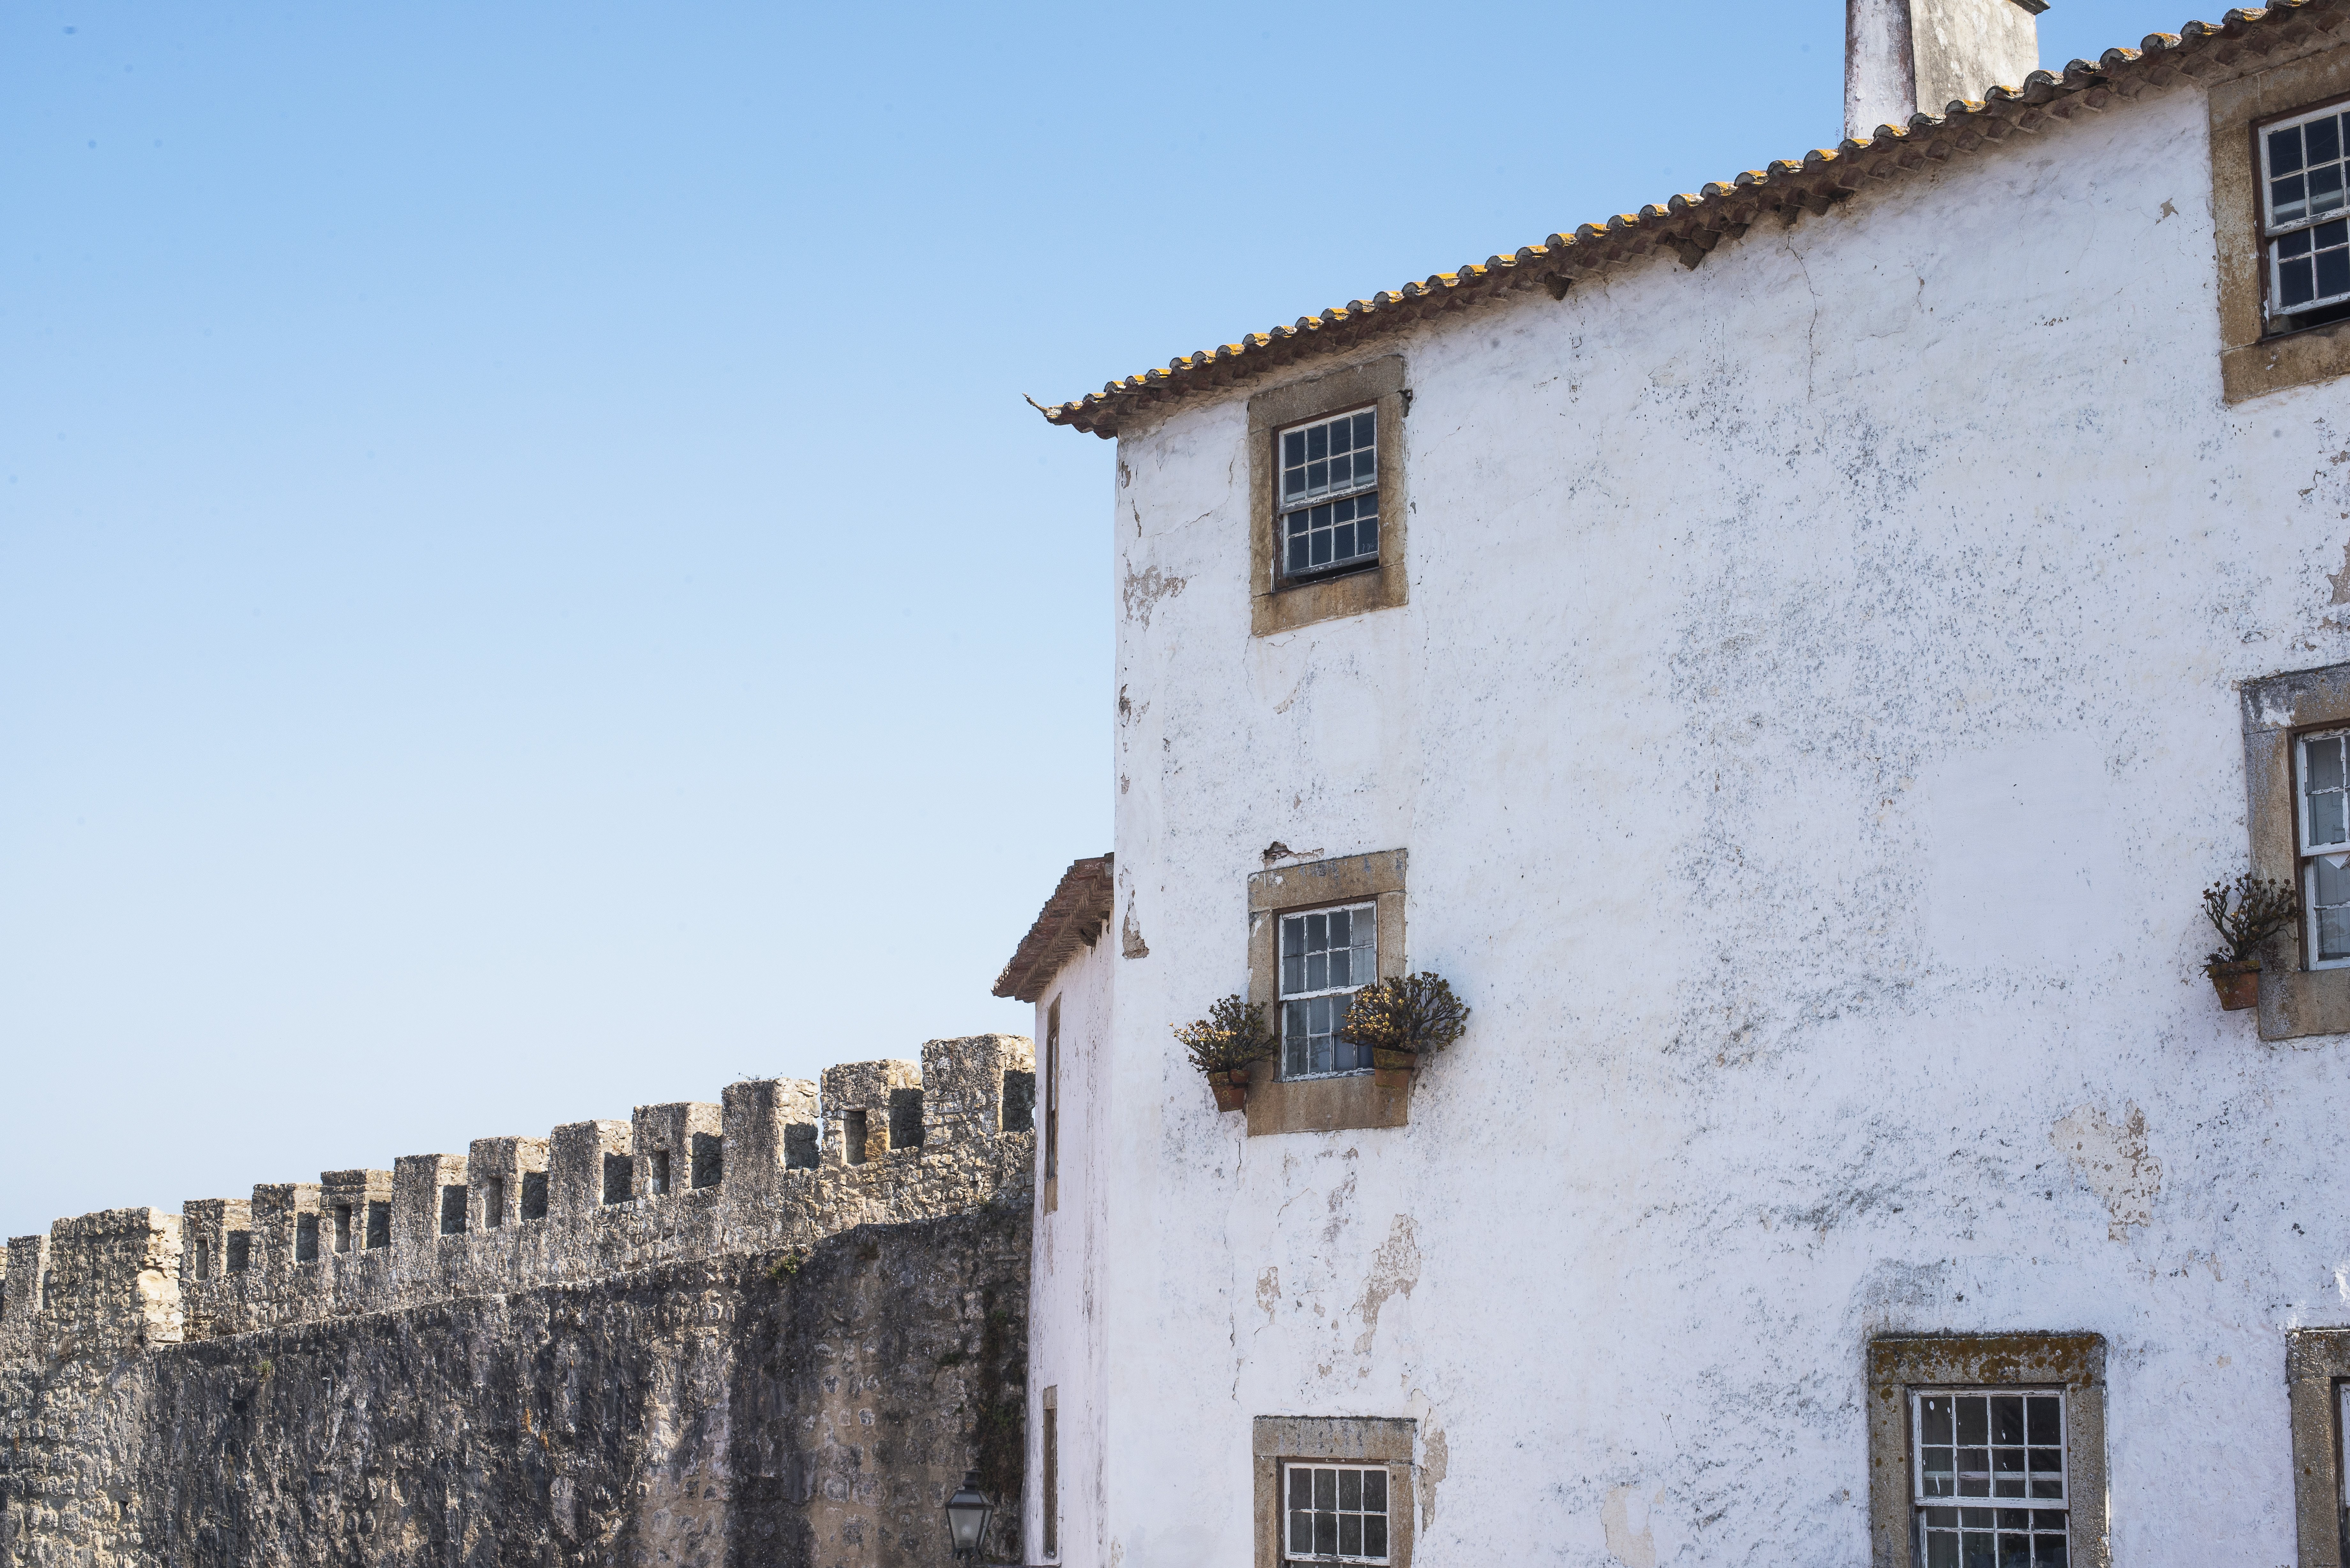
xmin=2322 ymin=247 xmax=2350 ymax=301
xmin=1923 ymin=1396 xmax=1954 ymax=1444
xmin=1362 ymin=1468 xmax=1385 ymax=1510
xmin=2274 ymin=123 xmax=2307 ymax=175
xmin=2314 ymin=737 xmax=2344 ymax=792
xmin=1991 ymin=1397 xmax=2024 ymax=1445
xmin=1956 ymin=1398 xmax=1987 ymax=1444
xmin=2285 ymin=255 xmax=2319 ymax=306
xmin=2315 ymin=787 xmax=2346 ymax=845
xmin=2320 ymin=902 xmax=2350 ymax=962
xmin=2278 ymin=173 xmax=2311 ymax=224
xmin=1275 ymin=409 xmax=1377 ymax=527
xmin=1362 ymin=1514 xmax=1388 ymax=1557
xmin=2312 ymin=112 xmax=2342 ymax=167
xmin=2315 ymin=162 xmax=2347 ymax=217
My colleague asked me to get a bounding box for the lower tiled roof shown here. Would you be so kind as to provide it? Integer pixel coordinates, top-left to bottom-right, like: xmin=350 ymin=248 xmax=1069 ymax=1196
xmin=1042 ymin=1 xmax=2343 ymax=438
xmin=993 ymin=854 xmax=1114 ymax=1003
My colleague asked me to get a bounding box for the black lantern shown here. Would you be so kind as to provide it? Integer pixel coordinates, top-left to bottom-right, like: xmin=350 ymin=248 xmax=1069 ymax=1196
xmin=944 ymin=1470 xmax=993 ymax=1562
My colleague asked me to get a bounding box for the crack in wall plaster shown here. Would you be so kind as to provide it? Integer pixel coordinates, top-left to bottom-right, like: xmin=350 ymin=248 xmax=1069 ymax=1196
xmin=2052 ymin=1103 xmax=2163 ymax=1241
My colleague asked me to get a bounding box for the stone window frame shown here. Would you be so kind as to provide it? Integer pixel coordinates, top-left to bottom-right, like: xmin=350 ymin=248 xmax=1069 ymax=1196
xmin=2212 ymin=41 xmax=2350 ymax=403
xmin=2286 ymin=1327 xmax=2350 ymax=1568
xmin=1244 ymin=850 xmax=1408 ymax=1138
xmin=1252 ymin=1415 xmax=1416 ymax=1568
xmin=1864 ymin=1334 xmax=2110 ymax=1568
xmin=2241 ymin=661 xmax=2350 ymax=1039
xmin=1247 ymin=356 xmax=1409 ymax=637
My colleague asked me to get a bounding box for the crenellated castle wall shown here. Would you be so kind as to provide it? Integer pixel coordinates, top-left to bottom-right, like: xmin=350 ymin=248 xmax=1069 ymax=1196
xmin=0 ymin=1035 xmax=1036 ymax=1568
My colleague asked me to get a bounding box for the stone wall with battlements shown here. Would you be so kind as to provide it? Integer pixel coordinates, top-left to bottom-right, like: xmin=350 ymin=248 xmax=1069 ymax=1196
xmin=0 ymin=1034 xmax=1035 ymax=1568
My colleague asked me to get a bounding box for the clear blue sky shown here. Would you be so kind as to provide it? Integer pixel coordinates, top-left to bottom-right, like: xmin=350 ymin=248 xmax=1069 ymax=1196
xmin=1 ymin=1 xmax=2183 ymax=1240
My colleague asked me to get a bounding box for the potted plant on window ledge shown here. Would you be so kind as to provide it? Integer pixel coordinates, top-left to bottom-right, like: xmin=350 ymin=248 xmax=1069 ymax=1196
xmin=1173 ymin=996 xmax=1277 ymax=1112
xmin=2201 ymin=873 xmax=2300 ymax=1011
xmin=1338 ymin=972 xmax=1471 ymax=1086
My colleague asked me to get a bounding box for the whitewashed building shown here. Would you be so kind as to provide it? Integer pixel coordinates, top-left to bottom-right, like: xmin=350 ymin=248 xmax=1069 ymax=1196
xmin=1001 ymin=0 xmax=2350 ymax=1562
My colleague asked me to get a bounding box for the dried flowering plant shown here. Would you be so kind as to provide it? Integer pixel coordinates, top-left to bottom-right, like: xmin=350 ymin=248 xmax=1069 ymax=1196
xmin=1338 ymin=972 xmax=1471 ymax=1057
xmin=1172 ymin=995 xmax=1277 ymax=1076
xmin=2202 ymin=873 xmax=2299 ymax=967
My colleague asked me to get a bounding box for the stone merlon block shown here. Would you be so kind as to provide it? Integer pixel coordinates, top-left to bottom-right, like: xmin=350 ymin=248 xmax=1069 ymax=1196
xmin=391 ymin=1154 xmax=467 ymax=1259
xmin=317 ymin=1172 xmax=390 ymax=1256
xmin=250 ymin=1183 xmax=320 ymax=1274
xmin=919 ymin=1034 xmax=1035 ymax=1147
xmin=820 ymin=1059 xmax=920 ymax=1167
xmin=721 ymin=1076 xmax=820 ymax=1189
xmin=549 ymin=1119 xmax=633 ymax=1216
xmin=632 ymin=1102 xmax=721 ymax=1198
xmin=40 ymin=1209 xmax=182 ymax=1350
xmin=465 ymin=1138 xmax=546 ymax=1231
xmin=178 ymin=1199 xmax=252 ymax=1285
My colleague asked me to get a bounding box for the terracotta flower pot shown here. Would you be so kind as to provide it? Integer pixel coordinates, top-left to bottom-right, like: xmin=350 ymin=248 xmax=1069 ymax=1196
xmin=1209 ymin=1070 xmax=1250 ymax=1112
xmin=1370 ymin=1046 xmax=1418 ymax=1089
xmin=2207 ymin=960 xmax=2261 ymax=1011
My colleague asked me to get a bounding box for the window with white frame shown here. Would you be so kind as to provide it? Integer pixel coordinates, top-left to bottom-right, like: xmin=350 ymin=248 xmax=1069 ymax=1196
xmin=1284 ymin=1462 xmax=1389 ymax=1565
xmin=2263 ymin=100 xmax=2350 ymax=322
xmin=1279 ymin=903 xmax=1376 ymax=1079
xmin=1277 ymin=407 xmax=1378 ymax=581
xmin=1912 ymin=1390 xmax=2068 ymax=1566
xmin=2301 ymin=728 xmax=2350 ymax=968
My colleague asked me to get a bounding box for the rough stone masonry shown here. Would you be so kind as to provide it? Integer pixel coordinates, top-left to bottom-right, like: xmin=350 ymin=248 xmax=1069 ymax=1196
xmin=0 ymin=1034 xmax=1036 ymax=1568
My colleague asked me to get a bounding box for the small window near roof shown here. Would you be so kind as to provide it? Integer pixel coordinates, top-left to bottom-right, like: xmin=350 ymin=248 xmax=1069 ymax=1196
xmin=1277 ymin=407 xmax=1378 ymax=581
xmin=1285 ymin=1462 xmax=1389 ymax=1564
xmin=1279 ymin=902 xmax=1376 ymax=1079
xmin=1913 ymin=1390 xmax=2068 ymax=1565
xmin=2263 ymin=101 xmax=2350 ymax=326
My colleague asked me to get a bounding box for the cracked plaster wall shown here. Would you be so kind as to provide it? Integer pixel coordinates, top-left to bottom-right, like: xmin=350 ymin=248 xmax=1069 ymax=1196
xmin=1048 ymin=63 xmax=2350 ymax=1568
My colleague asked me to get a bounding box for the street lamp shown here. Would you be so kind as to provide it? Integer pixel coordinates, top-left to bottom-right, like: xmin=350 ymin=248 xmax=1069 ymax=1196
xmin=944 ymin=1470 xmax=994 ymax=1563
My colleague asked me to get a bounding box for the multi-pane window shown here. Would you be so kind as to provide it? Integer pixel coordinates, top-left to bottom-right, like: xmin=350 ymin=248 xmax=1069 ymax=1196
xmin=1913 ymin=1390 xmax=2068 ymax=1567
xmin=2263 ymin=102 xmax=2350 ymax=319
xmin=1284 ymin=1462 xmax=1389 ymax=1565
xmin=1279 ymin=903 xmax=1376 ymax=1078
xmin=1278 ymin=408 xmax=1378 ymax=580
xmin=2301 ymin=729 xmax=2350 ymax=968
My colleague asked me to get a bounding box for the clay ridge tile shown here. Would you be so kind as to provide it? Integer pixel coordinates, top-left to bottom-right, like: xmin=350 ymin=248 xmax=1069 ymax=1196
xmin=1040 ymin=0 xmax=2342 ymax=438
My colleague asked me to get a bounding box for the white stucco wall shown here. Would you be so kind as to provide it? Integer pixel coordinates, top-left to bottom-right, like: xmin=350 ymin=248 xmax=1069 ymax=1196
xmin=1027 ymin=926 xmax=1113 ymax=1564
xmin=1052 ymin=67 xmax=2350 ymax=1568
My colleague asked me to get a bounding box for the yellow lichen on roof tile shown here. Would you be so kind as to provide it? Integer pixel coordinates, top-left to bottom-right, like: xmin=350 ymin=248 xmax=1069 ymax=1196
xmin=1039 ymin=2 xmax=2345 ymax=438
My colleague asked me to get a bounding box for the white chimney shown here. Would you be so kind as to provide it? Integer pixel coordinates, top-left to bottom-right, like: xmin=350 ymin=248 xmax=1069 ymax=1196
xmin=1846 ymin=0 xmax=2045 ymax=142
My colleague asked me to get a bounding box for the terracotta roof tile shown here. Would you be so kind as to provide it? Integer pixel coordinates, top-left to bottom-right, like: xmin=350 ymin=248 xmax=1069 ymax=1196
xmin=1042 ymin=2 xmax=2342 ymax=438
xmin=993 ymin=854 xmax=1114 ymax=1003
